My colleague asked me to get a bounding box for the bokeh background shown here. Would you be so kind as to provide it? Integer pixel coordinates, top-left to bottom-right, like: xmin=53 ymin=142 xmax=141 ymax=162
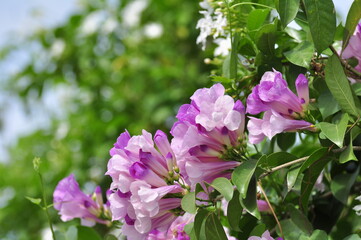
xmin=0 ymin=0 xmax=353 ymax=239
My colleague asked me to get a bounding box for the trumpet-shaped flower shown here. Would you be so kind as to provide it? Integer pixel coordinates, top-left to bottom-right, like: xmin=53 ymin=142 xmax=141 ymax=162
xmin=171 ymin=83 xmax=244 ymax=187
xmin=53 ymin=174 xmax=111 ymax=226
xmin=247 ymin=70 xmax=314 ymax=144
xmin=342 ymin=23 xmax=361 ymax=72
xmin=107 ymin=130 xmax=186 ymax=240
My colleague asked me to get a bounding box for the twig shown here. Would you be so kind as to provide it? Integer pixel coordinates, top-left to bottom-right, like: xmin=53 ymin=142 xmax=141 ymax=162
xmin=329 ymin=45 xmax=361 ymax=79
xmin=258 ymin=181 xmax=284 ymax=239
xmin=332 ymin=145 xmax=361 ymax=153
xmin=259 ymin=156 xmax=309 ymax=179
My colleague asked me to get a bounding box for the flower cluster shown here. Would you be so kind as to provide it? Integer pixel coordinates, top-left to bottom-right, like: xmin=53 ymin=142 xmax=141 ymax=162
xmin=196 ymin=0 xmax=227 ymax=50
xmin=53 ymin=174 xmax=111 ymax=227
xmin=54 ymin=76 xmax=312 ymax=239
xmin=171 ymin=83 xmax=245 ymax=188
xmin=342 ymin=23 xmax=361 ymax=72
xmin=247 ymin=70 xmax=314 ymax=144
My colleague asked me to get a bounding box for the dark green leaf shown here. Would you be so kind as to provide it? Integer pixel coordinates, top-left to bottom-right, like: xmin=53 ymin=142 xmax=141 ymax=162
xmin=284 ymin=41 xmax=314 ymax=68
xmin=77 ymin=226 xmax=102 ymax=240
xmin=352 ymin=82 xmax=361 ymax=96
xmin=247 ymin=9 xmax=271 ymax=39
xmin=249 ymin=224 xmax=266 ymax=237
xmin=318 ymin=90 xmax=341 ymax=119
xmin=279 ymin=219 xmax=306 ymax=239
xmin=339 ymin=134 xmax=357 ymax=163
xmin=317 ymin=114 xmax=349 ymax=148
xmin=325 ymin=54 xmax=361 ymax=117
xmin=255 ymin=22 xmax=277 ymax=55
xmin=309 ymin=229 xmax=328 ymax=240
xmin=240 ymin=176 xmax=260 ymax=219
xmin=277 ymin=133 xmax=296 ymax=151
xmin=277 ymin=0 xmax=300 ymax=28
xmin=104 ymin=235 xmax=118 ymax=240
xmin=303 ymin=0 xmax=336 ymax=52
xmin=232 ymin=159 xmax=259 ymax=198
xmin=288 ymin=204 xmax=313 ymax=235
xmin=211 ymin=177 xmax=234 ymax=201
xmin=194 ymin=209 xmax=208 ymax=240
xmin=330 ymin=165 xmax=359 ymax=204
xmin=205 ymin=213 xmax=228 ymax=240
xmin=300 ymin=154 xmax=331 ymax=211
xmin=342 ymin=0 xmax=361 ymax=49
xmin=259 ymin=152 xmax=297 ymax=169
xmin=227 ymin=190 xmax=243 ymax=231
xmin=181 ymin=192 xmax=196 ymax=214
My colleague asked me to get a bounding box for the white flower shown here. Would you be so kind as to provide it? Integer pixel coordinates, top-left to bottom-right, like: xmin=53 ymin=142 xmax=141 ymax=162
xmin=354 ymin=195 xmax=361 ymax=216
xmin=214 ymin=37 xmax=231 ymax=56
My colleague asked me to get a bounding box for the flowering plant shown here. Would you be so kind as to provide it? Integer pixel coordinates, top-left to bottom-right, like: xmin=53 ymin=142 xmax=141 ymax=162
xmin=44 ymin=0 xmax=361 ymax=239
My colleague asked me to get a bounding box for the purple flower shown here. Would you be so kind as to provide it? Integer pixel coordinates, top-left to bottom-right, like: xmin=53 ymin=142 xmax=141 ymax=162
xmin=106 ymin=130 xmax=187 ymax=239
xmin=53 ymin=174 xmax=111 ymax=226
xmin=248 ymin=230 xmax=282 ymax=240
xmin=247 ymin=71 xmax=314 ymax=144
xmin=342 ymin=23 xmax=361 ymax=72
xmin=171 ymin=83 xmax=244 ymax=187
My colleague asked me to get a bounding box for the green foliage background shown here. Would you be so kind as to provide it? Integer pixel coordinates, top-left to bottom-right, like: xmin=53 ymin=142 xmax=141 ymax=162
xmin=0 ymin=0 xmax=210 ymax=239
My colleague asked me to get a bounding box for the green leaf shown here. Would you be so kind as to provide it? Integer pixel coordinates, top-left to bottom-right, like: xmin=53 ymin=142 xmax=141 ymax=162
xmin=300 ymin=153 xmax=331 ymax=211
xmin=247 ymin=9 xmax=271 ymax=39
xmin=309 ymin=229 xmax=328 ymax=240
xmin=240 ymin=176 xmax=260 ymax=219
xmin=77 ymin=226 xmax=102 ymax=240
xmin=211 ymin=177 xmax=234 ymax=201
xmin=181 ymin=191 xmax=196 ymax=214
xmin=255 ymin=22 xmax=277 ymax=55
xmin=325 ymin=54 xmax=361 ymax=117
xmin=303 ymin=0 xmax=336 ymax=52
xmin=352 ymin=82 xmax=361 ymax=96
xmin=343 ymin=234 xmax=361 ymax=240
xmin=277 ymin=0 xmax=300 ymax=28
xmin=25 ymin=196 xmax=42 ymax=206
xmin=330 ymin=165 xmax=359 ymax=204
xmin=259 ymin=152 xmax=297 ymax=169
xmin=65 ymin=226 xmax=78 ymax=240
xmin=339 ymin=133 xmax=358 ymax=163
xmin=288 ymin=204 xmax=313 ymax=235
xmin=54 ymin=231 xmax=66 ymax=240
xmin=277 ymin=133 xmax=296 ymax=151
xmin=227 ymin=190 xmax=243 ymax=231
xmin=232 ymin=158 xmax=259 ymax=198
xmin=318 ymin=90 xmax=341 ymax=119
xmin=279 ymin=219 xmax=306 ymax=239
xmin=104 ymin=235 xmax=118 ymax=240
xmin=249 ymin=224 xmax=266 ymax=237
xmin=194 ymin=209 xmax=209 ymax=240
xmin=284 ymin=41 xmax=314 ymax=68
xmin=205 ymin=213 xmax=228 ymax=240
xmin=317 ymin=113 xmax=349 ymax=148
xmin=342 ymin=0 xmax=361 ymax=49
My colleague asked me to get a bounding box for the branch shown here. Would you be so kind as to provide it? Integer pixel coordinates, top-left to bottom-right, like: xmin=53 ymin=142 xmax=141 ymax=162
xmin=258 ymin=181 xmax=284 ymax=239
xmin=259 ymin=156 xmax=309 ymax=179
xmin=329 ymin=45 xmax=361 ymax=79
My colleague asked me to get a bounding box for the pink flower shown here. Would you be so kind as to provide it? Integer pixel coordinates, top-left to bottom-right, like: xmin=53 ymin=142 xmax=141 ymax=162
xmin=53 ymin=174 xmax=111 ymax=226
xmin=106 ymin=130 xmax=187 ymax=239
xmin=171 ymin=83 xmax=244 ymax=187
xmin=247 ymin=71 xmax=314 ymax=144
xmin=248 ymin=230 xmax=282 ymax=240
xmin=342 ymin=23 xmax=361 ymax=72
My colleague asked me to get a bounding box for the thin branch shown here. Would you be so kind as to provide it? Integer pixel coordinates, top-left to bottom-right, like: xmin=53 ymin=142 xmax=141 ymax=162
xmin=329 ymin=45 xmax=361 ymax=79
xmin=259 ymin=156 xmax=309 ymax=179
xmin=258 ymin=181 xmax=284 ymax=239
xmin=230 ymin=2 xmax=274 ymax=9
xmin=332 ymin=145 xmax=361 ymax=153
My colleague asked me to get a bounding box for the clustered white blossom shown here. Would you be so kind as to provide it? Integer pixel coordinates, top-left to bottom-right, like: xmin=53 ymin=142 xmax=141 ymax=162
xmin=196 ymin=0 xmax=228 ymax=51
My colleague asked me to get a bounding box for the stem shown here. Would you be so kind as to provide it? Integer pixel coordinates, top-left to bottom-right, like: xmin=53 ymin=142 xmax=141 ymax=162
xmin=38 ymin=173 xmax=56 ymax=240
xmin=332 ymin=145 xmax=361 ymax=153
xmin=257 ymin=181 xmax=284 ymax=239
xmin=230 ymin=2 xmax=274 ymax=9
xmin=329 ymin=45 xmax=361 ymax=79
xmin=259 ymin=156 xmax=309 ymax=179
